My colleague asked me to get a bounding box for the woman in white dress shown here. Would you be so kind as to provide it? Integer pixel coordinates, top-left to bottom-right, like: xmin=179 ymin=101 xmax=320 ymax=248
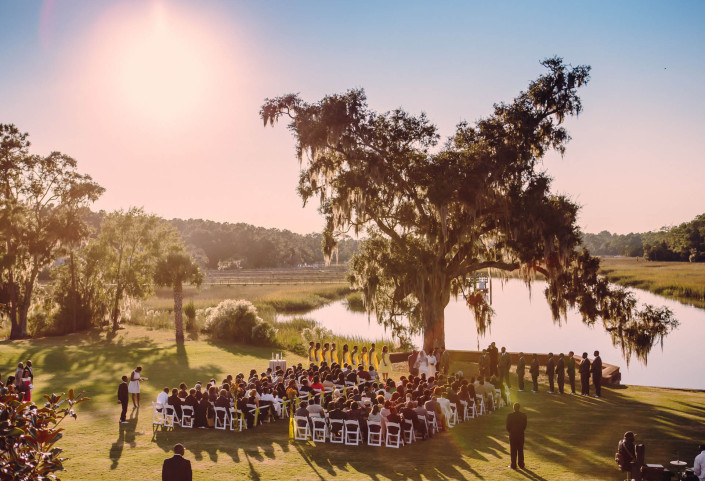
xmin=128 ymin=366 xmax=147 ymax=407
xmin=416 ymin=350 xmax=430 ymax=378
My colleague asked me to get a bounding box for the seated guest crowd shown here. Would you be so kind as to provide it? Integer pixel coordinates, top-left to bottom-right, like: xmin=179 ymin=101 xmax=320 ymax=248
xmin=154 ymin=355 xmax=507 ymax=441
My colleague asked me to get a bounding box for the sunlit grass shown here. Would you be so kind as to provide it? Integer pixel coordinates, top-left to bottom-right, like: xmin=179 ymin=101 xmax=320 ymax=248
xmin=599 ymin=257 xmax=705 ymax=308
xmin=1 ymin=326 xmax=702 ymax=481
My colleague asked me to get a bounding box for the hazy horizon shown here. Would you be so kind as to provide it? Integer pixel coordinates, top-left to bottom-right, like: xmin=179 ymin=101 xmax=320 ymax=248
xmin=2 ymin=1 xmax=703 ymax=236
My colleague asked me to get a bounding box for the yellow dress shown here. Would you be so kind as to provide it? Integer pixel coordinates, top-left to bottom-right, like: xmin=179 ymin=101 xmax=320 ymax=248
xmin=352 ymin=351 xmax=360 ymax=367
xmin=308 ymin=347 xmax=315 ymax=363
xmin=343 ymin=351 xmax=352 ymax=367
xmin=379 ymin=352 xmax=392 ymax=375
xmin=315 ymin=348 xmax=322 ymax=364
xmin=361 ymin=351 xmax=369 ymax=370
xmin=369 ymin=350 xmax=379 ymax=371
xmin=330 ymin=348 xmax=338 ymax=365
xmin=322 ymin=348 xmax=329 ymax=364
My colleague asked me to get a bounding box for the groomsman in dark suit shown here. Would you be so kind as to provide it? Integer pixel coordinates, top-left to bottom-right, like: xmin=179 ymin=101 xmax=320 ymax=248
xmin=162 ymin=444 xmax=192 ymax=481
xmin=545 ymin=353 xmax=555 ymax=394
xmin=516 ymin=353 xmax=526 ymax=392
xmin=566 ymin=351 xmax=576 ymax=394
xmin=591 ymin=350 xmax=603 ymax=398
xmin=556 ymin=354 xmax=565 ymax=394
xmin=117 ymin=375 xmax=129 ymax=424
xmin=579 ymin=352 xmax=591 ymax=396
xmin=506 ymin=403 xmax=527 ymax=470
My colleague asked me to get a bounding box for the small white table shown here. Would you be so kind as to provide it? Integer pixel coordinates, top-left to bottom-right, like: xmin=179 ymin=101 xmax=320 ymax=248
xmin=269 ymin=360 xmax=286 ymax=372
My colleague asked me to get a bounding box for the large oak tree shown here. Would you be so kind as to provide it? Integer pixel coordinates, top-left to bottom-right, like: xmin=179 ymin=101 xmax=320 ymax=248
xmin=261 ymin=58 xmax=675 ymax=362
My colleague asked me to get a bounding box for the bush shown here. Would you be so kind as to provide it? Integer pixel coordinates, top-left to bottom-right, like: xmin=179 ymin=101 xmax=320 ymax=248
xmin=183 ymin=301 xmax=196 ymax=330
xmin=251 ymin=321 xmax=277 ymax=346
xmin=205 ymin=299 xmax=262 ymax=343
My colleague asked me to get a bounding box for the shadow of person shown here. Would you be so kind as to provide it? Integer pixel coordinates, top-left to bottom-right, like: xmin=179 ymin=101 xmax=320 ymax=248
xmin=109 ymin=408 xmax=140 ymax=469
xmin=518 ymin=467 xmax=549 ymax=481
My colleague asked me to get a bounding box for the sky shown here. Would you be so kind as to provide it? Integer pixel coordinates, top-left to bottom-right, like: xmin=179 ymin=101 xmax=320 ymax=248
xmin=1 ymin=0 xmax=703 ymax=236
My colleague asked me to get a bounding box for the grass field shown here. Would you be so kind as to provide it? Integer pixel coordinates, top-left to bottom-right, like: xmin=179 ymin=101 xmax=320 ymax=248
xmin=1 ymin=327 xmax=703 ymax=481
xmin=599 ymin=257 xmax=705 ymax=308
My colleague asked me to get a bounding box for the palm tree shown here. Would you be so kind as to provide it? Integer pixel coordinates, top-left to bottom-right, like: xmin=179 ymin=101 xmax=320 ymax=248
xmin=154 ymin=252 xmax=203 ymax=343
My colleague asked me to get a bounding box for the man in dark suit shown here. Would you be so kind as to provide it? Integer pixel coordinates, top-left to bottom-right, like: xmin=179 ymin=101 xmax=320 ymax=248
xmin=506 ymin=403 xmax=527 ymax=470
xmin=579 ymin=352 xmax=591 ymax=396
xmin=566 ymin=350 xmax=576 ymax=394
xmin=545 ymin=353 xmax=555 ymax=393
xmin=516 ymin=353 xmax=526 ymax=392
xmin=117 ymin=375 xmax=129 ymax=423
xmin=162 ymin=444 xmax=192 ymax=481
xmin=556 ymin=353 xmax=565 ymax=394
xmin=591 ymin=350 xmax=603 ymax=398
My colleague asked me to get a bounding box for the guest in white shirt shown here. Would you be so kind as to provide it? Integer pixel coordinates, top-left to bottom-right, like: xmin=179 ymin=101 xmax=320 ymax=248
xmin=694 ymin=444 xmax=705 ymax=481
xmin=156 ymin=387 xmax=169 ymax=410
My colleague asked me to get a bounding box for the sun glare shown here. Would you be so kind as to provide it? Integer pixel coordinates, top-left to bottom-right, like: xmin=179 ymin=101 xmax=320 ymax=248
xmin=89 ymin=2 xmax=227 ymax=130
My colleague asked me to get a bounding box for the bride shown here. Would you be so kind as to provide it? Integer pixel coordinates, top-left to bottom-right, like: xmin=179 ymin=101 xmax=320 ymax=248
xmin=416 ymin=350 xmax=430 ymax=378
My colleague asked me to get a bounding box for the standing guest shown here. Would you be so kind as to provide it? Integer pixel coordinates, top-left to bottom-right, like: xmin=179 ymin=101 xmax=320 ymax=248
xmin=322 ymin=343 xmax=330 ymax=365
xmin=579 ymin=352 xmax=591 ymax=396
xmin=314 ymin=342 xmax=322 ymax=365
xmin=162 ymin=443 xmax=192 ymax=481
xmin=506 ymin=403 xmax=527 ymax=470
xmin=351 ymin=345 xmax=360 ymax=367
xmin=343 ymin=344 xmax=352 ymax=367
xmin=488 ymin=342 xmax=499 ymax=377
xmin=516 ymin=353 xmax=526 ymax=392
xmin=498 ymin=347 xmax=511 ymax=388
xmin=591 ymin=350 xmax=603 ymax=398
xmin=117 ymin=375 xmax=129 ymax=424
xmin=128 ymin=366 xmax=146 ymax=408
xmin=361 ymin=346 xmax=369 ymax=370
xmin=14 ymin=363 xmax=24 ymax=390
xmin=556 ymin=353 xmax=565 ymax=394
xmin=379 ymin=345 xmax=392 ymax=381
xmin=566 ymin=351 xmax=576 ymax=394
xmin=546 ymin=353 xmax=555 ymax=394
xmin=25 ymin=360 xmax=34 ymax=383
xmin=693 ymin=444 xmax=705 ymax=481
xmin=21 ymin=367 xmax=32 ymax=402
xmin=308 ymin=341 xmax=316 ymax=364
xmin=330 ymin=342 xmax=338 ymax=366
xmin=529 ymin=354 xmax=540 ymax=393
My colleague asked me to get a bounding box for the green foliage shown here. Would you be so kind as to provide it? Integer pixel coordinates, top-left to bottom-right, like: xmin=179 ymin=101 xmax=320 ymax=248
xmin=183 ymin=301 xmax=196 ymax=331
xmin=262 ymin=57 xmax=677 ymax=362
xmin=250 ymin=320 xmax=277 ymax=346
xmin=0 ymin=389 xmax=88 ymax=480
xmin=204 ymin=299 xmax=262 ymax=343
xmin=344 ymin=292 xmax=365 ymax=312
xmin=169 ymin=218 xmax=360 ymax=269
xmin=0 ymin=124 xmax=104 ymax=339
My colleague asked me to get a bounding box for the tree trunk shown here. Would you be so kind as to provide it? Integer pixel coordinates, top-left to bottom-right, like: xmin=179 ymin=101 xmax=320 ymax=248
xmin=111 ymin=250 xmax=123 ymax=332
xmin=173 ymin=281 xmax=184 ymax=343
xmin=421 ymin=276 xmax=451 ymax=352
xmin=70 ymin=249 xmax=78 ymax=333
xmin=8 ymin=267 xmax=21 ymax=339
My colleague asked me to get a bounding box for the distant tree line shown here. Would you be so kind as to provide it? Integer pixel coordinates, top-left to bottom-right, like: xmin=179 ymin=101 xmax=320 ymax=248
xmin=582 ymin=213 xmax=705 ymax=262
xmin=169 ymin=218 xmax=360 ymax=269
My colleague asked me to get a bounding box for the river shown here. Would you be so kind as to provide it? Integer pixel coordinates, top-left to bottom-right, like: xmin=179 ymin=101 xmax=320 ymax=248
xmin=278 ymin=279 xmax=705 ymax=389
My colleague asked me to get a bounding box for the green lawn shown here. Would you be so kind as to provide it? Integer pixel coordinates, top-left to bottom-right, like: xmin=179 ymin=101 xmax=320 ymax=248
xmin=1 ymin=327 xmax=703 ymax=481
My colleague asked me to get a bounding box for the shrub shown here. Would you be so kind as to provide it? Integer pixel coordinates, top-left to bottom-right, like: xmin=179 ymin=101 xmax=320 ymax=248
xmin=205 ymin=299 xmax=262 ymax=343
xmin=251 ymin=321 xmax=277 ymax=346
xmin=183 ymin=301 xmax=196 ymax=330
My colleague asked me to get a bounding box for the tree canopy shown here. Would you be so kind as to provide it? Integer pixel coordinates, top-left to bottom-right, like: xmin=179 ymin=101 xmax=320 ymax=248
xmin=261 ymin=57 xmax=677 ymax=363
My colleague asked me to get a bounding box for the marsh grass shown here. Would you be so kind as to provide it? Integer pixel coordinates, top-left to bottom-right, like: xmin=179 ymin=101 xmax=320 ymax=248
xmin=599 ymin=257 xmax=705 ymax=308
xmin=0 ymin=326 xmax=703 ymax=481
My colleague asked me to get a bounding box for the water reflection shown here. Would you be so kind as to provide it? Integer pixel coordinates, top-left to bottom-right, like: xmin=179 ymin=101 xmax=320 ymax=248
xmin=278 ymin=279 xmax=704 ymax=389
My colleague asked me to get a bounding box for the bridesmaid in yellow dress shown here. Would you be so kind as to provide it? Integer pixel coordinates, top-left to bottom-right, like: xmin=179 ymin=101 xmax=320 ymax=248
xmin=330 ymin=342 xmax=338 ymax=365
xmin=322 ymin=343 xmax=330 ymax=364
xmin=379 ymin=345 xmax=392 ymax=381
xmin=314 ymin=342 xmax=322 ymax=365
xmin=369 ymin=343 xmax=379 ymax=373
xmin=361 ymin=346 xmax=369 ymax=370
xmin=308 ymin=341 xmax=316 ymax=364
xmin=351 ymin=345 xmax=360 ymax=367
xmin=343 ymin=344 xmax=352 ymax=367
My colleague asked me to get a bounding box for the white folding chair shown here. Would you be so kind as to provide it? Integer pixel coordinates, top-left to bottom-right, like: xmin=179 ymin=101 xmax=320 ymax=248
xmin=294 ymin=416 xmax=311 ymax=441
xmin=505 ymin=390 xmax=512 ymax=407
xmin=476 ymin=396 xmax=486 ymax=415
xmin=329 ymin=419 xmax=345 ymax=443
xmin=229 ymin=407 xmax=243 ymax=431
xmin=427 ymin=412 xmax=439 ymax=434
xmin=417 ymin=414 xmax=429 ymax=436
xmin=344 ymin=420 xmax=361 ymax=446
xmin=384 ymin=422 xmax=402 ymax=448
xmin=152 ymin=402 xmax=164 ymax=427
xmin=448 ymin=404 xmax=458 ymax=427
xmin=164 ymin=404 xmax=179 ymax=429
xmin=367 ymin=421 xmax=383 ymax=446
xmin=402 ymin=419 xmax=416 ymax=444
xmin=312 ymin=417 xmax=328 ymax=443
xmin=214 ymin=407 xmax=228 ymax=430
xmin=495 ymin=389 xmax=504 ymax=408
xmin=181 ymin=405 xmax=194 ymax=428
